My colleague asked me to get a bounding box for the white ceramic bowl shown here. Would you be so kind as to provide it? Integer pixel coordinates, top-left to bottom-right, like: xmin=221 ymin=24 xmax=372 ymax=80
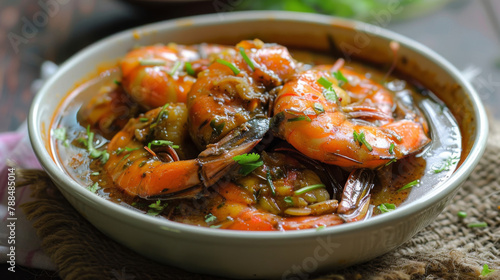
xmin=29 ymin=11 xmax=488 ymax=279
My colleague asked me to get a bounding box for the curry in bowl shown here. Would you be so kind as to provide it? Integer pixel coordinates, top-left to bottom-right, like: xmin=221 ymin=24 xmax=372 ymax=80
xmin=50 ymin=39 xmax=461 ymax=231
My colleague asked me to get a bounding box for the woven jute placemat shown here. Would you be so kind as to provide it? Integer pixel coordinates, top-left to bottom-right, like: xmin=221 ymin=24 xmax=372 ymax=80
xmin=18 ymin=122 xmax=500 ymax=280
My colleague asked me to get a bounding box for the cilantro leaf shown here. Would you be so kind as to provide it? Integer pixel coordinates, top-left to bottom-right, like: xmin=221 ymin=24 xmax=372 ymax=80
xmin=87 ymin=182 xmax=100 ymax=193
xmin=481 ymin=264 xmax=494 ymax=277
xmin=147 ymin=199 xmax=167 ymax=216
xmin=378 ymin=203 xmax=396 ymax=213
xmin=233 ymin=153 xmax=263 ymax=176
xmin=53 ymin=127 xmax=66 ymax=142
xmin=333 ymin=70 xmax=348 ymax=86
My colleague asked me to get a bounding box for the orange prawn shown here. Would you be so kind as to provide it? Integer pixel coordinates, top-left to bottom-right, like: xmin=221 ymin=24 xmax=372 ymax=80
xmin=187 ymin=39 xmax=298 ymax=149
xmin=120 ymin=43 xmax=229 ymax=109
xmin=103 ymin=103 xmax=269 ymax=198
xmin=205 ymin=155 xmax=374 ymax=231
xmin=272 ymin=64 xmax=430 ymax=169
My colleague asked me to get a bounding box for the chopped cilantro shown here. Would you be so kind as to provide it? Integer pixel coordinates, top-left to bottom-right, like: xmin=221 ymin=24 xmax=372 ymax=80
xmin=215 ymin=59 xmax=240 ymax=75
xmin=294 ymin=184 xmax=326 ymax=195
xmin=378 ymin=203 xmax=396 ymax=213
xmin=147 ymin=199 xmax=167 ymax=216
xmin=385 ymin=159 xmax=397 ymax=166
xmin=353 ymin=131 xmax=373 ymax=152
xmin=233 ymin=153 xmax=264 ymax=176
xmin=398 ymin=180 xmax=420 ymax=192
xmin=53 ymin=127 xmax=66 ymax=142
xmin=205 ymin=213 xmax=217 ymax=223
xmin=288 ymin=115 xmax=311 ymax=122
xmin=389 ymin=143 xmax=395 ymax=154
xmin=432 ymin=156 xmax=460 ymax=173
xmin=239 ymin=47 xmax=255 ymax=71
xmin=313 ymin=102 xmax=325 ymax=114
xmin=266 ymin=169 xmax=276 ymax=196
xmin=317 ymin=76 xmax=333 ymax=88
xmin=82 ymin=125 xmax=109 ymax=164
xmin=147 ymin=140 xmax=179 ymax=150
xmin=168 ymin=61 xmax=183 ymax=76
xmin=185 ymin=62 xmax=195 ymax=76
xmin=87 ymin=182 xmax=100 ymax=193
xmin=316 ymin=225 xmax=326 ymax=231
xmin=150 ymin=104 xmax=169 ymax=129
xmin=467 ymin=222 xmax=488 ymax=228
xmin=333 ymin=70 xmax=348 ymax=86
xmin=481 ymin=264 xmax=494 ymax=277
xmin=284 ymin=196 xmax=294 ymax=206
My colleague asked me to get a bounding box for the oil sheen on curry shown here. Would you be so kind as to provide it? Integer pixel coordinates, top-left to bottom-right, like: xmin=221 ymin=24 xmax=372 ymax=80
xmin=51 ymin=39 xmax=461 ymax=231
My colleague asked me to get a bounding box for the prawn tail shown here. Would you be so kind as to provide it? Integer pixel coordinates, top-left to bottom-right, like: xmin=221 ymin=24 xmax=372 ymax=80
xmin=198 ymin=117 xmax=270 ymax=187
xmin=338 ymin=169 xmax=375 ymax=219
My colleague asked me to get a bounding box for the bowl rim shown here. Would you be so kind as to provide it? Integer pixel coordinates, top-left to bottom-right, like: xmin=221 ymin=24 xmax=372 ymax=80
xmin=28 ymin=10 xmax=488 ymax=240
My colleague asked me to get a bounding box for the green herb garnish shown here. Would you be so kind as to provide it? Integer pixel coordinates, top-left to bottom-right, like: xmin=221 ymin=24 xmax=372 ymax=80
xmin=288 ymin=115 xmax=311 ymax=122
xmin=185 ymin=62 xmax=195 ymax=76
xmin=114 ymin=80 xmax=122 ymax=86
xmin=87 ymin=182 xmax=100 ymax=193
xmin=266 ymin=169 xmax=276 ymax=196
xmin=139 ymin=117 xmax=149 ymax=122
xmin=90 ymin=172 xmax=99 ymax=176
xmin=168 ymin=61 xmax=183 ymax=76
xmin=353 ymin=131 xmax=373 ymax=152
xmin=316 ymin=225 xmax=326 ymax=231
xmin=317 ymin=76 xmax=333 ymax=88
xmin=457 ymin=211 xmax=467 ymax=218
xmin=389 ymin=143 xmax=395 ymax=154
xmin=313 ymin=103 xmax=325 ymax=114
xmin=432 ymin=156 xmax=460 ymax=173
xmin=147 ymin=140 xmax=179 ymax=150
xmin=480 ymin=264 xmax=494 ymax=277
xmin=210 ymin=119 xmax=225 ymax=137
xmin=378 ymin=203 xmax=396 ymax=213
xmin=116 ymin=147 xmax=139 ymax=155
xmin=398 ymin=180 xmax=420 ymax=192
xmin=333 ymin=70 xmax=348 ymax=86
xmin=205 ymin=213 xmax=217 ymax=223
xmin=139 ymin=59 xmax=166 ymax=66
xmin=467 ymin=222 xmax=488 ymax=228
xmin=294 ymin=184 xmax=326 ymax=195
xmin=284 ymin=196 xmax=294 ymax=206
xmin=233 ymin=153 xmax=264 ymax=176
xmin=53 ymin=127 xmax=66 ymax=142
xmin=239 ymin=47 xmax=255 ymax=71
xmin=83 ymin=125 xmax=109 ymax=164
xmin=317 ymin=77 xmax=339 ymax=103
xmin=147 ymin=199 xmax=167 ymax=216
xmin=150 ymin=104 xmax=169 ymax=129
xmin=385 ymin=159 xmax=397 ymax=166
xmin=215 ymin=59 xmax=240 ymax=75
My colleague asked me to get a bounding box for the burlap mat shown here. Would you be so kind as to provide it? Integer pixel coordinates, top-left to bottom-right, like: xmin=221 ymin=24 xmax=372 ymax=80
xmin=17 ymin=122 xmax=500 ymax=280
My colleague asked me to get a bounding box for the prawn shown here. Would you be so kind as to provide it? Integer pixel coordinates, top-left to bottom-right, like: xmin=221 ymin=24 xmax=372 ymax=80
xmin=187 ymin=39 xmax=298 ymax=149
xmin=272 ymin=65 xmax=430 ymax=169
xmin=205 ymin=154 xmax=374 ymax=231
xmin=120 ymin=43 xmax=229 ymax=109
xmin=103 ymin=103 xmax=270 ymax=198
